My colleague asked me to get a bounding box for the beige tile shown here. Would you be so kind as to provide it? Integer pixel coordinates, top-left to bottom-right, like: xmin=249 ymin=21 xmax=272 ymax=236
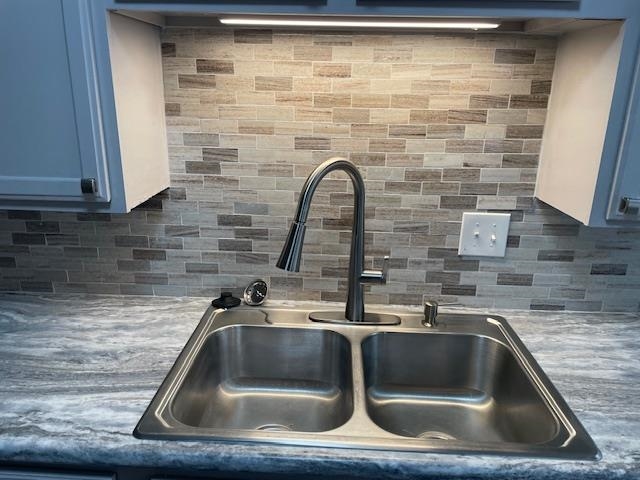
xmin=219 ymin=134 xmax=257 ymax=148
xmin=317 ymin=124 xmax=351 ymax=137
xmin=411 ymin=80 xmax=451 ymax=94
xmin=293 ymin=77 xmax=332 ymax=92
xmin=454 ymin=48 xmax=494 ymax=63
xmin=198 ymin=91 xmax=237 ymax=105
xmin=331 ymin=78 xmax=371 ymax=93
xmin=391 ymin=64 xmax=432 ymax=79
xmin=431 ymin=64 xmax=472 ymax=79
xmin=178 ymin=74 xmax=216 ymax=89
xmin=293 ymin=45 xmax=332 ymax=61
xmin=465 ymin=125 xmax=506 ymax=139
xmin=412 ymin=47 xmax=456 ymax=63
xmin=273 ymin=60 xmax=313 ymax=77
xmin=254 ymin=44 xmax=293 ymax=61
xmin=332 ymin=46 xmax=374 ymax=62
xmin=490 ymin=79 xmax=532 ymax=95
xmin=370 ymin=79 xmax=412 ymax=94
xmin=450 ymin=79 xmax=491 ymax=94
xmin=218 ymin=106 xmax=257 ymax=120
xmin=332 ymin=138 xmax=369 ymax=151
xmin=274 ymin=121 xmax=314 ymax=136
xmin=462 ymin=153 xmax=502 ymax=167
xmin=428 ymin=95 xmax=469 ymax=109
xmin=352 ymin=63 xmax=391 ymax=79
xmin=236 ymin=91 xmax=275 ymax=105
xmin=370 ymin=109 xmax=410 ymax=125
xmin=256 ymin=135 xmax=294 ymax=149
xmin=487 ymin=109 xmax=529 ymax=125
xmin=373 ymin=48 xmax=413 ymax=63
xmin=256 ymin=106 xmax=295 ymax=121
xmin=527 ymin=109 xmax=548 ymax=124
xmin=406 ymin=139 xmax=446 ymax=154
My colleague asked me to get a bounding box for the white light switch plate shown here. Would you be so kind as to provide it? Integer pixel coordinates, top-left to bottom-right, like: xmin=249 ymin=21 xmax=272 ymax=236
xmin=458 ymin=212 xmax=511 ymax=257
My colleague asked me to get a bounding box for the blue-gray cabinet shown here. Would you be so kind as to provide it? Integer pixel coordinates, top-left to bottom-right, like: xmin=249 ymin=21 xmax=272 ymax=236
xmin=0 ymin=0 xmax=170 ymax=213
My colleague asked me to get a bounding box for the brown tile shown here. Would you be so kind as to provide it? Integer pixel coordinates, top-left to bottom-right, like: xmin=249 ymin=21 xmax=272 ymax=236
xmin=510 ymin=95 xmax=549 ymax=109
xmin=389 ymin=125 xmax=426 ymax=138
xmin=352 ymin=94 xmax=390 ymax=108
xmin=234 ymin=29 xmax=273 ymax=44
xmin=531 ymin=80 xmax=552 ymax=95
xmin=443 ymin=168 xmax=480 ymax=182
xmin=502 ymin=154 xmax=539 ymax=168
xmin=161 ymin=42 xmax=176 ymax=57
xmin=484 ymin=139 xmax=524 ymax=153
xmin=447 ymin=110 xmax=487 ymax=124
xmin=409 ymin=110 xmax=448 ymax=125
xmin=178 ymin=74 xmax=216 ymax=89
xmin=351 ymin=123 xmax=388 ymax=138
xmin=255 ymin=76 xmax=293 ymax=91
xmin=440 ymin=195 xmax=478 ymax=209
xmin=165 ymin=103 xmax=180 ymax=116
xmin=391 ymin=94 xmax=430 ymax=109
xmin=427 ymin=125 xmax=465 ymax=139
xmin=313 ymin=63 xmax=351 ymax=78
xmin=350 ymin=153 xmax=386 ymax=166
xmin=275 ymin=92 xmax=312 ymax=106
xmin=506 ymin=125 xmax=544 ymax=139
xmin=498 ymin=182 xmax=535 ymax=195
xmin=469 ymin=95 xmax=509 ymax=109
xmin=238 ymin=120 xmax=275 ymax=135
xmin=445 ymin=140 xmax=484 ymax=153
xmin=183 ymin=133 xmax=219 ymax=146
xmin=196 ymin=59 xmax=234 ymax=74
xmin=405 ymin=169 xmax=442 ymax=182
xmin=294 ymin=137 xmax=331 ymax=150
xmin=385 ymin=181 xmax=421 ymax=194
xmin=185 ymin=161 xmax=221 ymax=175
xmin=314 ymin=93 xmax=351 ymax=108
xmin=203 ymin=148 xmax=238 ymax=162
xmin=370 ymin=139 xmax=406 ymax=153
xmin=494 ymin=49 xmax=536 ymax=64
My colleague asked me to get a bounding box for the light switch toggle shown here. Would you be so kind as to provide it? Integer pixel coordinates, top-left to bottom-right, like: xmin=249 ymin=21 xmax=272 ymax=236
xmin=458 ymin=212 xmax=511 ymax=258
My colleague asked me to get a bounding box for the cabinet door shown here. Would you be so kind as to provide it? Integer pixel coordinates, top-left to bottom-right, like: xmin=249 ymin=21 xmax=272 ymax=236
xmin=0 ymin=0 xmax=110 ymax=203
xmin=0 ymin=471 xmax=113 ymax=480
xmin=607 ymin=52 xmax=640 ymax=222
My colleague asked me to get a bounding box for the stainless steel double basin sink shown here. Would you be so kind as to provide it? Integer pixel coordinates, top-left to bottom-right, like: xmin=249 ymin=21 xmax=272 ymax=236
xmin=134 ymin=306 xmax=599 ymax=460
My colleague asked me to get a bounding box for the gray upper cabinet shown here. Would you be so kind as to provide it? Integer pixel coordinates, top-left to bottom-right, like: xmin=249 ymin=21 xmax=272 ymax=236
xmin=0 ymin=0 xmax=110 ymax=204
xmin=0 ymin=0 xmax=170 ymax=213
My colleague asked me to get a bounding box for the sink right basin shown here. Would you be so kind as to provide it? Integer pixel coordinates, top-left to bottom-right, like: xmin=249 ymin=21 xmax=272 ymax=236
xmin=362 ymin=332 xmax=559 ymax=444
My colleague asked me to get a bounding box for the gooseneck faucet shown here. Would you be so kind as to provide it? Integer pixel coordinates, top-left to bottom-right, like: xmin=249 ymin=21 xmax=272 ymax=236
xmin=276 ymin=157 xmax=388 ymax=322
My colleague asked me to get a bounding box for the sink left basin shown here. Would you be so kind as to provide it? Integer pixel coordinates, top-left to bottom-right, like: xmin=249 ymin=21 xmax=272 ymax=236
xmin=171 ymin=325 xmax=353 ymax=433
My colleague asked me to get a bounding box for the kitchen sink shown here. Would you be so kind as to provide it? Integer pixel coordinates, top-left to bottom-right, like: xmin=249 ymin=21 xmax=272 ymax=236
xmin=134 ymin=305 xmax=599 ymax=460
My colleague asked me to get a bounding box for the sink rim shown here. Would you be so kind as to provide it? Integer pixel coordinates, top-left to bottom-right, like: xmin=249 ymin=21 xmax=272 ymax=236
xmin=133 ymin=305 xmax=600 ymax=461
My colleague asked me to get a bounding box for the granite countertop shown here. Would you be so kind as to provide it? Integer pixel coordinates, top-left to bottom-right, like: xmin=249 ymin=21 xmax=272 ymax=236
xmin=0 ymin=293 xmax=638 ymax=479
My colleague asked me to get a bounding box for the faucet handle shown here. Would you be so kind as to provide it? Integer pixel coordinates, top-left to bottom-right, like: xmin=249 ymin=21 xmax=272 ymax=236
xmin=361 ymin=255 xmax=389 ymax=284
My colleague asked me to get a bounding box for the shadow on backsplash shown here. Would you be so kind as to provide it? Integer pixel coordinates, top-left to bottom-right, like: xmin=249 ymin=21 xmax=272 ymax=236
xmin=0 ymin=28 xmax=639 ymax=313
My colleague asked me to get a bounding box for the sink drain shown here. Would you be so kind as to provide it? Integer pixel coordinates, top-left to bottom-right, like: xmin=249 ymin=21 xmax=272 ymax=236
xmin=417 ymin=431 xmax=456 ymax=441
xmin=256 ymin=424 xmax=292 ymax=432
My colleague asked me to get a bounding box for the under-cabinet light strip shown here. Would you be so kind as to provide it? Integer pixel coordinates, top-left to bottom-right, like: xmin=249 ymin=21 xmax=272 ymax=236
xmin=219 ymin=18 xmax=501 ymax=30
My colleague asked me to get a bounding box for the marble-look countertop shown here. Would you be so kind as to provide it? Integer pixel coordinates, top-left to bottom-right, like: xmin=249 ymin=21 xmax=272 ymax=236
xmin=0 ymin=293 xmax=638 ymax=479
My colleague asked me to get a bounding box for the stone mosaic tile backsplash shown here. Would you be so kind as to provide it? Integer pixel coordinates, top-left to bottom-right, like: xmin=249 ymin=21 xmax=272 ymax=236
xmin=1 ymin=28 xmax=639 ymax=312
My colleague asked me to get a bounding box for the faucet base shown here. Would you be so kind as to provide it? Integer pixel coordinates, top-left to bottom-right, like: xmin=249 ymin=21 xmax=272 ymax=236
xmin=309 ymin=310 xmax=400 ymax=325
